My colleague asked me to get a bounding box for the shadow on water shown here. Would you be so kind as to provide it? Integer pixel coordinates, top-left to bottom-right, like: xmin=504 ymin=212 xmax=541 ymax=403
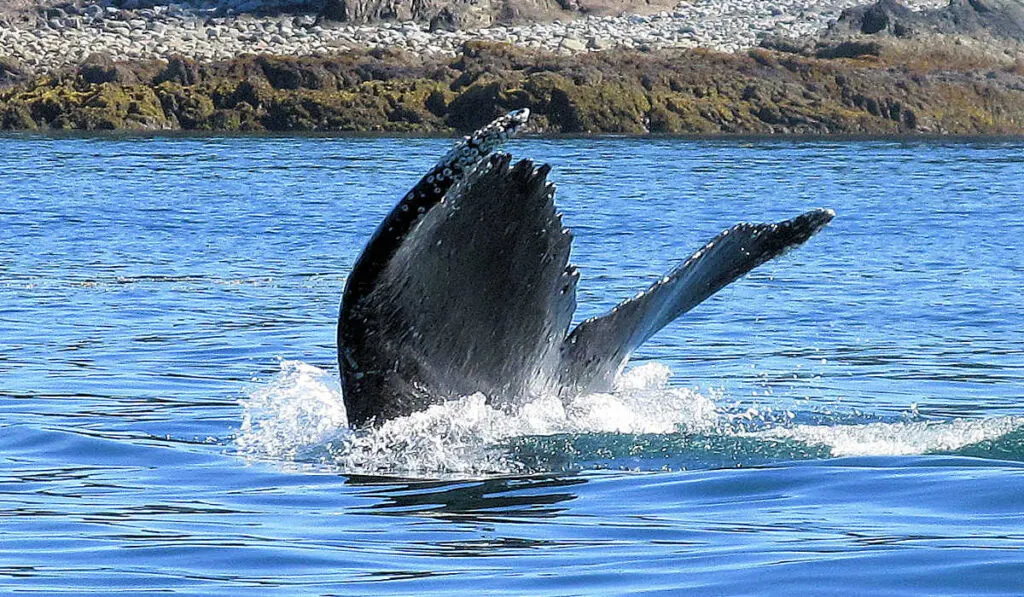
xmin=345 ymin=474 xmax=587 ymax=523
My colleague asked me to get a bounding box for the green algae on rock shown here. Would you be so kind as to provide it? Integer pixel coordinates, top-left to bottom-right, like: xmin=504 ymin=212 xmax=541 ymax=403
xmin=1 ymin=42 xmax=1023 ymax=135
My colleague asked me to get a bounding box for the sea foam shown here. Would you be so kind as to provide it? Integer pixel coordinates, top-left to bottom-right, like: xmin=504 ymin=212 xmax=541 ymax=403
xmin=237 ymin=360 xmax=1023 ymax=476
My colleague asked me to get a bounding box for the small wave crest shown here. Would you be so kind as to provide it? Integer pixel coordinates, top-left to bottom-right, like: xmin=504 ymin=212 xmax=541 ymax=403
xmin=236 ymin=360 xmax=1024 ymax=476
xmin=753 ymin=418 xmax=1024 ymax=458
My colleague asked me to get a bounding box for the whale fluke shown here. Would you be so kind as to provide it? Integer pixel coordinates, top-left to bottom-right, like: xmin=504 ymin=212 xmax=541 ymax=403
xmin=341 ymin=155 xmax=577 ymax=426
xmin=557 ymin=208 xmax=835 ymax=397
xmin=337 ymin=110 xmax=834 ymax=427
xmin=338 ymin=110 xmax=534 ymax=425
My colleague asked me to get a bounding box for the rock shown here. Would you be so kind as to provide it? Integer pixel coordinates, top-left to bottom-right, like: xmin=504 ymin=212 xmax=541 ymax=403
xmin=560 ymin=36 xmax=586 ymax=51
xmin=759 ymin=34 xmax=815 ymax=54
xmin=0 ymin=56 xmax=29 ymax=87
xmin=1 ymin=103 xmax=37 ymax=129
xmin=945 ymin=0 xmax=1024 ymax=41
xmin=154 ymin=55 xmax=200 ymax=85
xmin=77 ymin=52 xmax=140 ymax=84
xmin=815 ymin=39 xmax=883 ymax=58
xmin=829 ymin=0 xmax=1024 ymax=42
xmin=428 ymin=7 xmax=458 ymax=32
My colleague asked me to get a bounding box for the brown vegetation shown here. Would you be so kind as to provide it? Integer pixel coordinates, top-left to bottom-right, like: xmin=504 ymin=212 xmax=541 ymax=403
xmin=2 ymin=41 xmax=1023 ymax=134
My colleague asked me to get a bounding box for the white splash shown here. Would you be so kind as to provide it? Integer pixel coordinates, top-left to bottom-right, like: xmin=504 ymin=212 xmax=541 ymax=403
xmin=753 ymin=417 xmax=1024 ymax=457
xmin=567 ymin=363 xmax=719 ymax=434
xmin=236 ymin=361 xmax=1023 ymax=476
xmin=236 ymin=360 xmax=718 ymax=475
xmin=236 ymin=361 xmax=348 ymax=460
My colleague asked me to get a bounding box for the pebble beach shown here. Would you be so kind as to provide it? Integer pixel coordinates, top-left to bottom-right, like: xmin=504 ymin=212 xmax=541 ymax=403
xmin=1 ymin=0 xmax=951 ymax=74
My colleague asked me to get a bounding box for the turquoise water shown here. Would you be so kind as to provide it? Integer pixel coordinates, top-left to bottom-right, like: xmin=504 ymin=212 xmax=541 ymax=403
xmin=1 ymin=135 xmax=1023 ymax=595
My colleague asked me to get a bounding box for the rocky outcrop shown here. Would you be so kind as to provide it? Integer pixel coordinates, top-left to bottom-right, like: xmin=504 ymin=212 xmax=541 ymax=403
xmin=0 ymin=0 xmax=963 ymax=77
xmin=761 ymin=0 xmax=1024 ymax=65
xmin=6 ymin=0 xmax=688 ymax=27
xmin=828 ymin=0 xmax=1024 ymax=40
xmin=2 ymin=42 xmax=1022 ymax=134
xmin=317 ymin=0 xmax=683 ymax=27
xmin=322 ymin=0 xmax=490 ymax=28
xmin=0 ymin=56 xmax=29 ymax=87
xmin=77 ymin=52 xmax=156 ymax=84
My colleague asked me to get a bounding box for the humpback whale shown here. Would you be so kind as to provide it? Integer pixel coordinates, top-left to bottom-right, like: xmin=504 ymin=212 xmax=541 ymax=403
xmin=338 ymin=109 xmax=834 ymax=427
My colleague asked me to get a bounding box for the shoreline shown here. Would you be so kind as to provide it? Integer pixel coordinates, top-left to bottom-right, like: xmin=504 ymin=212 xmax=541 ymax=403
xmin=1 ymin=0 xmax=954 ymax=75
xmin=3 ymin=43 xmax=1023 ymax=135
xmin=4 ymin=126 xmax=1024 ymax=139
xmin=2 ymin=0 xmax=1023 ymax=134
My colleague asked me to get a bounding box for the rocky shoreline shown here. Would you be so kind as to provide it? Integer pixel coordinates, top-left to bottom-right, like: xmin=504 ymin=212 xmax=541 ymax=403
xmin=1 ymin=0 xmax=1023 ymax=133
xmin=2 ymin=41 xmax=1023 ymax=134
xmin=0 ymin=0 xmax=955 ymax=74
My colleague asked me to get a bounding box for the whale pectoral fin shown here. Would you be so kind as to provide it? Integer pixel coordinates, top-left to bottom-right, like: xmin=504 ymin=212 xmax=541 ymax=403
xmin=558 ymin=208 xmax=835 ymax=396
xmin=350 ymin=155 xmax=578 ymax=419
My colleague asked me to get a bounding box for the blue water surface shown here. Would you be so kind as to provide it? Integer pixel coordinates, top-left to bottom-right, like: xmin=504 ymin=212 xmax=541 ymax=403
xmin=1 ymin=134 xmax=1023 ymax=595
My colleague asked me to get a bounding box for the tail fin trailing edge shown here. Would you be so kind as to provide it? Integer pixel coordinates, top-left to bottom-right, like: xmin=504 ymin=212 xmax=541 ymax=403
xmin=557 ymin=208 xmax=835 ymax=397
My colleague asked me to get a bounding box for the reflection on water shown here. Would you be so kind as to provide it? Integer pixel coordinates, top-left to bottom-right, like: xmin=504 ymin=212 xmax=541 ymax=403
xmin=352 ymin=474 xmax=586 ymax=523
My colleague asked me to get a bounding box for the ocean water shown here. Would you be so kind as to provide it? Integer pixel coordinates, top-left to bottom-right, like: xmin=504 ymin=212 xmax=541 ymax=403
xmin=1 ymin=134 xmax=1023 ymax=595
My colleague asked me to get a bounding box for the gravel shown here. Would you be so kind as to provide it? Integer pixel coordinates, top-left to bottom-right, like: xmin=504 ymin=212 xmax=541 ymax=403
xmin=0 ymin=0 xmax=950 ymax=74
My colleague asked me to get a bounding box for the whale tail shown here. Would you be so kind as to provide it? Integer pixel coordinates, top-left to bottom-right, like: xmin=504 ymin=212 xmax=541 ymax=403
xmin=339 ymin=154 xmax=577 ymax=426
xmin=555 ymin=208 xmax=835 ymax=397
xmin=338 ymin=109 xmax=834 ymax=427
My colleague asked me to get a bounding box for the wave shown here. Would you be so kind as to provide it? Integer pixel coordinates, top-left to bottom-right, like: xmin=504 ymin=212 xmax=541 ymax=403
xmin=235 ymin=360 xmax=1024 ymax=477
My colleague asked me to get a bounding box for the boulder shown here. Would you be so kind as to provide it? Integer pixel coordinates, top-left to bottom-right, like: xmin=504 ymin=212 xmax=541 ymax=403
xmin=319 ymin=0 xmax=678 ymax=26
xmin=559 ymin=36 xmax=586 ymax=51
xmin=815 ymin=39 xmax=883 ymax=58
xmin=0 ymin=56 xmax=29 ymax=88
xmin=77 ymin=53 xmax=141 ymax=85
xmin=428 ymin=7 xmax=459 ymax=31
xmin=828 ymin=0 xmax=1024 ymax=42
xmin=154 ymin=55 xmax=201 ymax=86
xmin=257 ymin=55 xmax=337 ymax=90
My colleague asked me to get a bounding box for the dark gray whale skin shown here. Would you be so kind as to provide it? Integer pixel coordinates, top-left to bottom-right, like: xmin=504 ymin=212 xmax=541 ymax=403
xmin=337 ymin=110 xmax=834 ymax=427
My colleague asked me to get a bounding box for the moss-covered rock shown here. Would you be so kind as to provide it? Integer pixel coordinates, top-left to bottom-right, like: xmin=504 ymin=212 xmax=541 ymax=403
xmin=0 ymin=42 xmax=1022 ymax=135
xmin=156 ymin=83 xmax=217 ymax=129
xmin=1 ymin=102 xmax=36 ymax=129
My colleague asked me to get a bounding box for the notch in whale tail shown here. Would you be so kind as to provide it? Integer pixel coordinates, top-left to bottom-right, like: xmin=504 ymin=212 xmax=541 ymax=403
xmin=558 ymin=208 xmax=835 ymax=397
